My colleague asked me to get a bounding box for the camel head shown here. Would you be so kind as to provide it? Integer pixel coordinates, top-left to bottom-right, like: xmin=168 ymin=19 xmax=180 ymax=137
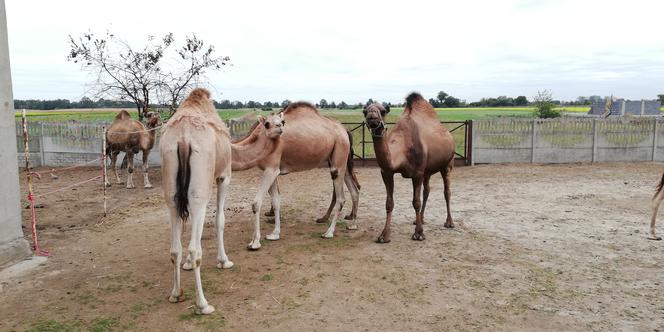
xmin=145 ymin=111 xmax=161 ymax=129
xmin=257 ymin=113 xmax=285 ymax=139
xmin=363 ymin=103 xmax=390 ymax=136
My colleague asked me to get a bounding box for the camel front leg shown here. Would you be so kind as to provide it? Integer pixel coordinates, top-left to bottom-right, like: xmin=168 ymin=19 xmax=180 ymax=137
xmin=248 ymin=168 xmax=280 ymax=250
xmin=415 ymin=175 xmax=431 ymax=225
xmin=322 ymin=174 xmax=345 ymax=239
xmin=265 ymin=180 xmax=282 ymax=241
xmin=343 ymin=171 xmax=359 ymax=230
xmin=264 ymin=178 xmax=279 ymax=217
xmin=650 ymin=188 xmax=664 ymax=240
xmin=215 ymin=176 xmax=234 ymax=268
xmin=377 ymin=170 xmax=394 ymax=244
xmin=126 ymin=152 xmax=136 ymax=189
xmin=168 ymin=206 xmax=185 ymax=303
xmin=442 ymin=168 xmax=454 ymax=228
xmin=188 ymin=197 xmax=214 ymax=315
xmin=411 ymin=176 xmax=425 ymax=241
xmin=142 ymin=150 xmax=153 ymax=188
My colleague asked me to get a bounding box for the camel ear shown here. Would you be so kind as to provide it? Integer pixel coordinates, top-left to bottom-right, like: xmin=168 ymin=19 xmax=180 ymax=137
xmin=362 ymin=106 xmax=368 ymax=116
xmin=257 ymin=115 xmax=266 ymax=124
xmin=384 ymin=105 xmax=390 ymax=114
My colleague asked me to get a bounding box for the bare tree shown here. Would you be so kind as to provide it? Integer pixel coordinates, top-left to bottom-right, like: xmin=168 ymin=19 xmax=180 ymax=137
xmin=68 ymin=32 xmax=228 ymax=120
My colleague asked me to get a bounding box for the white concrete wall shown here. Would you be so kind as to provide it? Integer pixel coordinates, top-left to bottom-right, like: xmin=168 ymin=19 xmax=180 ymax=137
xmin=473 ymin=117 xmax=664 ymax=164
xmin=0 ymin=0 xmax=31 ymax=267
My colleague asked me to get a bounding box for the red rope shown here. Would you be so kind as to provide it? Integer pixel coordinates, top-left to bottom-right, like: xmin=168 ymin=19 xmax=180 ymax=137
xmin=26 ymin=193 xmax=49 ymax=257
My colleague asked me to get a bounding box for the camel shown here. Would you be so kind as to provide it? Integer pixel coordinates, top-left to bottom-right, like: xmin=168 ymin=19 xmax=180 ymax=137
xmin=239 ymin=102 xmax=360 ymax=250
xmin=363 ymin=93 xmax=455 ymax=243
xmin=160 ymin=88 xmax=284 ymax=315
xmin=649 ymin=173 xmax=664 ymax=240
xmin=105 ymin=110 xmax=160 ymax=188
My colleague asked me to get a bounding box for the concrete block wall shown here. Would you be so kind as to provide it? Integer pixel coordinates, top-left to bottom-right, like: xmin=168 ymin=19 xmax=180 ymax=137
xmin=473 ymin=117 xmax=664 ymax=164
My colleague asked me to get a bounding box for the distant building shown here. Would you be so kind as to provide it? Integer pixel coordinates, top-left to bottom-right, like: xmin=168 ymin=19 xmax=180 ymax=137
xmin=588 ymin=99 xmax=662 ymax=116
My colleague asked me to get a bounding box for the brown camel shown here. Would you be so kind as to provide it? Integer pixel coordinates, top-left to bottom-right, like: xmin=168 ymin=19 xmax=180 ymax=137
xmin=649 ymin=173 xmax=664 ymax=240
xmin=238 ymin=102 xmax=360 ymax=250
xmin=363 ymin=93 xmax=455 ymax=243
xmin=105 ymin=110 xmax=159 ymax=188
xmin=160 ymin=88 xmax=283 ymax=314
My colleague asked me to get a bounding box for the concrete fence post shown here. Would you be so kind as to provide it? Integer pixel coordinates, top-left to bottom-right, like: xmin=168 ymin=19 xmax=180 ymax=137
xmin=531 ymin=119 xmax=537 ymax=163
xmin=39 ymin=122 xmax=45 ymax=167
xmin=592 ymin=118 xmax=598 ymax=163
xmin=620 ymin=100 xmax=626 ymax=116
xmin=641 ymin=100 xmax=646 ymax=116
xmin=653 ymin=117 xmax=658 ymax=161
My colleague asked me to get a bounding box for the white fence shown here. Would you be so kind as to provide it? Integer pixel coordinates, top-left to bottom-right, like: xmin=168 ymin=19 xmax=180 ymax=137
xmin=16 ymin=120 xmax=256 ymax=167
xmin=472 ymin=117 xmax=664 ymax=164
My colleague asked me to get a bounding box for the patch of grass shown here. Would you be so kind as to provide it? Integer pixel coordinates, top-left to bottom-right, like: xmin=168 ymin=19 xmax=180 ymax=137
xmin=28 ymin=319 xmax=81 ymax=332
xmin=88 ymin=317 xmax=118 ymax=332
xmin=260 ymin=273 xmax=273 ymax=281
xmin=178 ymin=312 xmax=204 ymax=322
xmin=76 ymin=291 xmax=97 ymax=305
xmin=129 ymin=302 xmax=146 ymax=313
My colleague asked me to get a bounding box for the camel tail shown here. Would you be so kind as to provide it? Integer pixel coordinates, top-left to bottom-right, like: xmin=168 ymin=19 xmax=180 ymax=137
xmin=655 ymin=172 xmax=664 ymax=198
xmin=346 ymin=130 xmax=361 ymax=190
xmin=175 ymin=141 xmax=192 ymax=222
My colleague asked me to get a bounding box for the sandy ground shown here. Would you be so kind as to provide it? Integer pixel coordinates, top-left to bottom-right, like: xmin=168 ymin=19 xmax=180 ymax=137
xmin=1 ymin=163 xmax=664 ymax=331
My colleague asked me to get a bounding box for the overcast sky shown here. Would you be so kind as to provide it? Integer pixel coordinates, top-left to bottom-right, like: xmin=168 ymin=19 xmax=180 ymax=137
xmin=5 ymin=0 xmax=664 ymax=104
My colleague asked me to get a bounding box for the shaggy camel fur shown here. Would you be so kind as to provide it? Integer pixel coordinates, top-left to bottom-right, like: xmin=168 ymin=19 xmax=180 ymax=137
xmin=363 ymin=93 xmax=455 ymax=243
xmin=160 ymin=88 xmax=283 ymax=314
xmin=238 ymin=102 xmax=360 ymax=250
xmin=105 ymin=110 xmax=159 ymax=188
xmin=649 ymin=173 xmax=664 ymax=240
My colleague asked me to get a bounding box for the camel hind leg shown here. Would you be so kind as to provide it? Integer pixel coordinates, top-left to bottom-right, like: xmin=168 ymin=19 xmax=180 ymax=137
xmin=215 ymin=176 xmax=234 ymax=268
xmin=142 ymin=150 xmax=153 ymax=188
xmin=650 ymin=187 xmax=664 ymax=240
xmin=126 ymin=151 xmax=136 ymax=189
xmin=441 ymin=166 xmax=454 ymax=228
xmin=411 ymin=176 xmax=425 ymax=241
xmin=111 ymin=151 xmax=122 ymax=184
xmin=414 ymin=175 xmax=431 ymax=225
xmin=316 ymin=185 xmax=336 ymax=224
xmin=322 ymin=171 xmax=345 ymax=239
xmin=343 ymin=171 xmax=360 ymax=230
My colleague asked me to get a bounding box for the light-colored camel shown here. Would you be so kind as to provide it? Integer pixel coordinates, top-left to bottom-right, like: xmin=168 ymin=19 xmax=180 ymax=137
xmin=239 ymin=102 xmax=360 ymax=250
xmin=105 ymin=110 xmax=159 ymax=188
xmin=160 ymin=88 xmax=284 ymax=315
xmin=363 ymin=93 xmax=455 ymax=243
xmin=649 ymin=173 xmax=664 ymax=240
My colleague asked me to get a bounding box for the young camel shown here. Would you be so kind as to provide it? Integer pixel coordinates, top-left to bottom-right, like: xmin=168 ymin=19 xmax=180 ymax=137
xmin=242 ymin=102 xmax=360 ymax=250
xmin=363 ymin=93 xmax=455 ymax=243
xmin=105 ymin=110 xmax=159 ymax=188
xmin=161 ymin=88 xmax=283 ymax=314
xmin=649 ymin=173 xmax=664 ymax=240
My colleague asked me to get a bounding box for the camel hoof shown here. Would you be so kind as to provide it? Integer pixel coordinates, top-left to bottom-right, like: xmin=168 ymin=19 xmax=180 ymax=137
xmin=247 ymin=240 xmax=261 ymax=250
xmin=443 ymin=222 xmax=455 ymax=229
xmin=265 ymin=233 xmax=280 ymax=241
xmin=376 ymin=236 xmax=391 ymax=244
xmin=126 ymin=184 xmax=135 ymax=189
xmin=346 ymin=224 xmax=358 ymax=230
xmin=195 ymin=304 xmax=215 ymax=315
xmin=344 ymin=214 xmax=355 ymax=220
xmin=264 ymin=210 xmax=275 ymax=217
xmin=168 ymin=289 xmax=184 ymax=303
xmin=315 ymin=217 xmax=328 ymax=224
xmin=104 ymin=182 xmax=112 ymax=187
xmin=144 ymin=184 xmax=153 ymax=189
xmin=648 ymin=236 xmax=662 ymax=241
xmin=411 ymin=233 xmax=426 ymax=241
xmin=182 ymin=261 xmax=193 ymax=271
xmin=321 ymin=232 xmax=334 ymax=239
xmin=217 ymin=260 xmax=234 ymax=269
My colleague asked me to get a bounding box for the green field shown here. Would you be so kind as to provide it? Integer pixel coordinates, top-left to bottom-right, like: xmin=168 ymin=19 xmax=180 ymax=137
xmin=15 ymin=106 xmax=591 ymax=123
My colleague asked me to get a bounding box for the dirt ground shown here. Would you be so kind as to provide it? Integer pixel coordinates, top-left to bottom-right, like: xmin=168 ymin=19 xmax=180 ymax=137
xmin=1 ymin=163 xmax=664 ymax=331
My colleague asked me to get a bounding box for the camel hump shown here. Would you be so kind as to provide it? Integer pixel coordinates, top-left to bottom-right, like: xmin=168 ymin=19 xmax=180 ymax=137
xmin=115 ymin=110 xmax=132 ymax=120
xmin=405 ymin=92 xmax=425 ymax=109
xmin=282 ymin=101 xmax=318 ymax=114
xmin=188 ymin=88 xmax=211 ymax=101
xmin=404 ymin=92 xmax=435 ymax=116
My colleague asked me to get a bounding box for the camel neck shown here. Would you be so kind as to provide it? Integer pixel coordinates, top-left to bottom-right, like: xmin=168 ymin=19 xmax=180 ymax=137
xmin=372 ymin=133 xmax=394 ymax=170
xmin=231 ymin=131 xmax=277 ymax=171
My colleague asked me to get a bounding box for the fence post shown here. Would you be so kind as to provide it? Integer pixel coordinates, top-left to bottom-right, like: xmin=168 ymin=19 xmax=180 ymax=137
xmin=653 ymin=117 xmax=658 ymax=161
xmin=469 ymin=120 xmax=474 ymax=166
xmin=39 ymin=122 xmax=45 ymax=167
xmin=620 ymin=100 xmax=626 ymax=116
xmin=641 ymin=100 xmax=646 ymax=116
xmin=592 ymin=118 xmax=598 ymax=163
xmin=102 ymin=126 xmax=107 ymax=217
xmin=531 ymin=119 xmax=537 ymax=163
xmin=361 ymin=122 xmax=366 ymax=167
